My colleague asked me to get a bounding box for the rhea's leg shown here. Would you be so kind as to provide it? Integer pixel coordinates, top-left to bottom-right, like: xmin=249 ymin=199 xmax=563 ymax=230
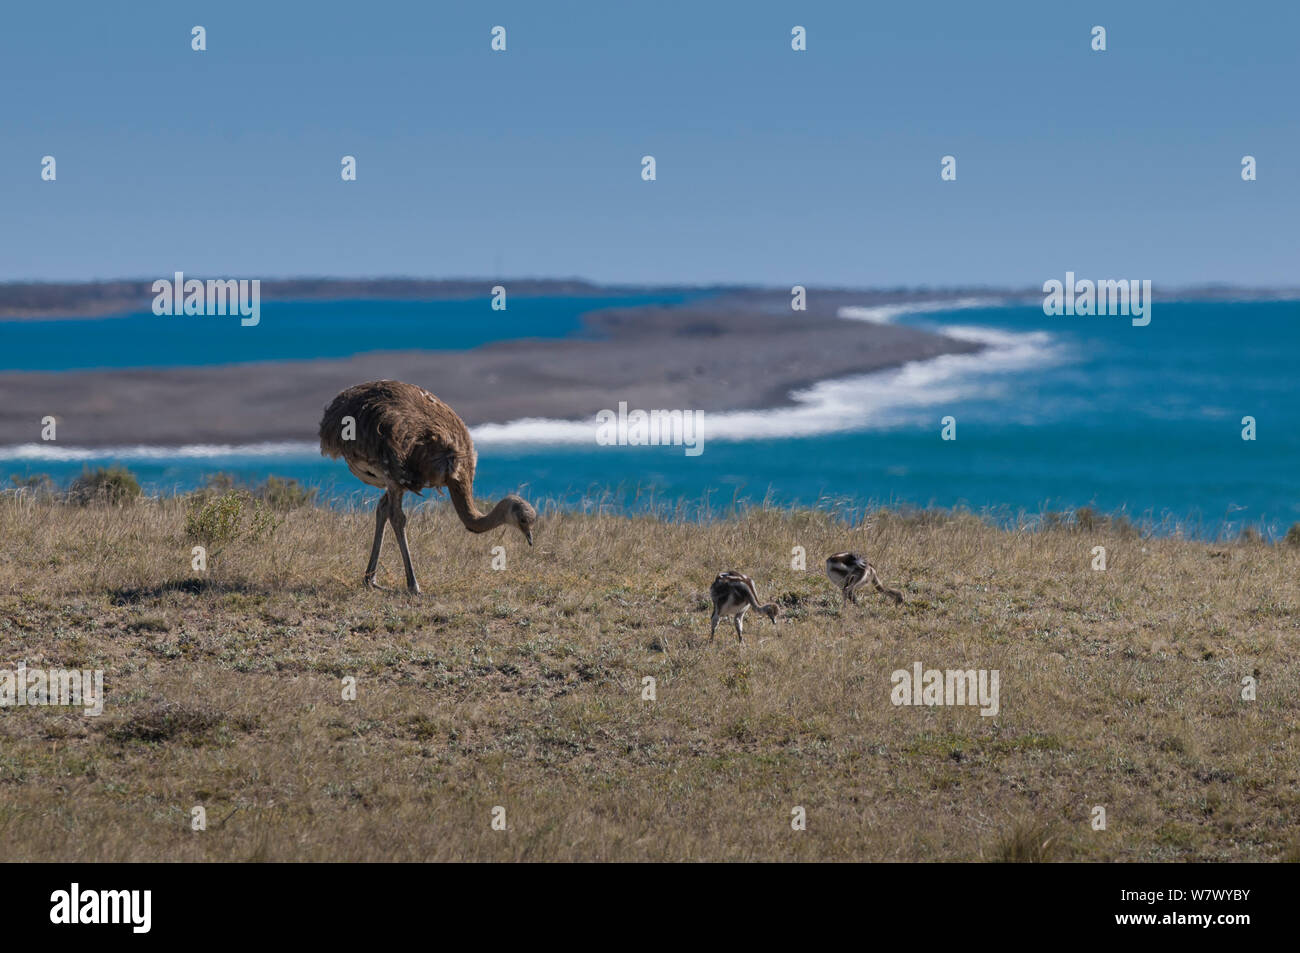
xmin=388 ymin=490 xmax=421 ymax=593
xmin=364 ymin=492 xmax=390 ymax=589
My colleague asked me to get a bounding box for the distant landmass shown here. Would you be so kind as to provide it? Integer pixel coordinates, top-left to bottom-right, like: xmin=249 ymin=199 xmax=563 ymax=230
xmin=0 ymin=278 xmax=657 ymax=319
xmin=4 ymin=277 xmax=1297 ymax=320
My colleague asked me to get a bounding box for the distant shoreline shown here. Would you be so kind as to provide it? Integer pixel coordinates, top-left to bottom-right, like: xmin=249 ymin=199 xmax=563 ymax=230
xmin=3 ymin=277 xmax=1298 ymax=320
xmin=0 ymin=278 xmax=648 ymax=320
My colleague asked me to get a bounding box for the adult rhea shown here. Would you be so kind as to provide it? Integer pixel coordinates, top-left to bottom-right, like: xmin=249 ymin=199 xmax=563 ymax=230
xmin=319 ymin=380 xmax=536 ymax=593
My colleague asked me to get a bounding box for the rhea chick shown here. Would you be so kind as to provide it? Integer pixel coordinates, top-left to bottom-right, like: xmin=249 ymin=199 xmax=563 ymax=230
xmin=709 ymin=571 xmax=779 ymax=643
xmin=825 ymin=552 xmax=904 ymax=607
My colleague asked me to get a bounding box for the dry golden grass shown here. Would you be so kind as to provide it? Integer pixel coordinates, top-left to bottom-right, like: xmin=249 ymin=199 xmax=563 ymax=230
xmin=1 ymin=492 xmax=1298 ymax=861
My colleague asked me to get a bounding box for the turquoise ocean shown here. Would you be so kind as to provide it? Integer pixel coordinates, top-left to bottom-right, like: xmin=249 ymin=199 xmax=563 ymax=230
xmin=3 ymin=294 xmax=1297 ymax=538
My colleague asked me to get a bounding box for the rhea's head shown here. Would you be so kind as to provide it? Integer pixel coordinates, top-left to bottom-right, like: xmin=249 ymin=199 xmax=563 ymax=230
xmin=506 ymin=494 xmax=537 ymax=545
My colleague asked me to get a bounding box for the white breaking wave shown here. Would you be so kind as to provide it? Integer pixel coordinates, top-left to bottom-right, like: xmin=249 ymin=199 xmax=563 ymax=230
xmin=697 ymin=325 xmax=1064 ymax=440
xmin=473 ymin=417 xmax=596 ymax=444
xmin=473 ymin=322 xmax=1067 ymax=445
xmin=837 ymin=296 xmax=1002 ymax=324
xmin=0 ymin=441 xmax=320 ymax=462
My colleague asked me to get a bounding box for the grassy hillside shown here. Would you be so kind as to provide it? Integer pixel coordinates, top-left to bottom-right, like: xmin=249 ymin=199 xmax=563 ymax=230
xmin=1 ymin=491 xmax=1297 ymax=861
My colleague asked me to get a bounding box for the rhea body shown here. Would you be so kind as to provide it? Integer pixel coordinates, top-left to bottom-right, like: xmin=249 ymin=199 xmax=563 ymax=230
xmin=825 ymin=552 xmax=904 ymax=606
xmin=708 ymin=571 xmax=778 ymax=642
xmin=319 ymin=380 xmax=536 ymax=593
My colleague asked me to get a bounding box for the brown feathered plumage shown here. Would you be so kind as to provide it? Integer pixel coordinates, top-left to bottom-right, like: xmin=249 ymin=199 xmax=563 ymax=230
xmin=319 ymin=379 xmax=476 ymax=495
xmin=318 ymin=380 xmax=536 ymax=593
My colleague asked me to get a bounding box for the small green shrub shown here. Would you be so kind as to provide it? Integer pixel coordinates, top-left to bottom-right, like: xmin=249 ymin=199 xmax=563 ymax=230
xmin=203 ymin=473 xmax=238 ymax=494
xmin=190 ymin=474 xmax=314 ymax=510
xmin=257 ymin=476 xmax=316 ymax=510
xmin=1067 ymin=506 xmax=1140 ymax=539
xmin=184 ymin=491 xmax=281 ymax=546
xmin=9 ymin=473 xmax=56 ymax=498
xmin=1074 ymin=507 xmax=1100 ymax=532
xmin=68 ymin=465 xmax=141 ymax=506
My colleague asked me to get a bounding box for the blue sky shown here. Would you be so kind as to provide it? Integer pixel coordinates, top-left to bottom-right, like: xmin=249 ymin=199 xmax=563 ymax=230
xmin=1 ymin=0 xmax=1295 ymax=286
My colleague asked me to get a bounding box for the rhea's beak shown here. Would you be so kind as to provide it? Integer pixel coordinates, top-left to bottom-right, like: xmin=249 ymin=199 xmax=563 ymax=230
xmin=526 ymin=530 xmax=534 ymax=546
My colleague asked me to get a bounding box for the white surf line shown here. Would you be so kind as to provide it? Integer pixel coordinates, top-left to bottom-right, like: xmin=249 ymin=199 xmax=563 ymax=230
xmin=472 ymin=317 xmax=1067 ymax=446
xmin=837 ymin=296 xmax=1003 ymax=324
xmin=0 ymin=440 xmax=321 ymax=462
